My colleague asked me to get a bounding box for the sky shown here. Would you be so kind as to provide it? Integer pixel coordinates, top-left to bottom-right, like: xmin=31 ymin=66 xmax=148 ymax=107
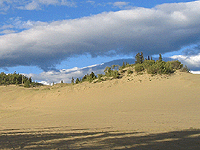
xmin=1 ymin=0 xmax=200 ymax=84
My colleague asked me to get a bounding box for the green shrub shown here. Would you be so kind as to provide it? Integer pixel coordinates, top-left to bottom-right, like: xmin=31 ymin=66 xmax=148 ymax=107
xmin=120 ymin=62 xmax=126 ymax=70
xmin=163 ymin=61 xmax=174 ymax=74
xmin=143 ymin=60 xmax=155 ymax=69
xmin=147 ymin=64 xmax=160 ymax=74
xmin=169 ymin=60 xmax=183 ymax=70
xmin=111 ymin=70 xmax=119 ymax=78
xmin=135 ymin=64 xmax=144 ymax=72
xmin=127 ymin=69 xmax=133 ymax=74
xmin=97 ymin=74 xmax=104 ymax=82
xmin=81 ymin=72 xmax=97 ymax=83
xmin=24 ymin=80 xmax=31 ymax=88
xmin=104 ymin=67 xmax=119 ymax=78
xmin=146 ymin=61 xmax=175 ymax=74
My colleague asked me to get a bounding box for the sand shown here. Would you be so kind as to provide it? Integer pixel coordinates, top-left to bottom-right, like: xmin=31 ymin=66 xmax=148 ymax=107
xmin=0 ymin=71 xmax=200 ymax=149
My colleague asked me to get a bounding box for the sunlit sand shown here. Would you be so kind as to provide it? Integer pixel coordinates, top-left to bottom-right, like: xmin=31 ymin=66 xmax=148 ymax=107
xmin=0 ymin=71 xmax=200 ymax=149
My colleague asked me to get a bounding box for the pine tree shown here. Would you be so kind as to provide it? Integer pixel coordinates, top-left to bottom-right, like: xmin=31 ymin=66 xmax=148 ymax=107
xmin=75 ymin=78 xmax=80 ymax=84
xmin=90 ymin=72 xmax=96 ymax=79
xmin=122 ymin=62 xmax=126 ymax=68
xmin=140 ymin=52 xmax=144 ymax=63
xmin=29 ymin=77 xmax=32 ymax=83
xmin=135 ymin=52 xmax=144 ymax=64
xmin=135 ymin=53 xmax=141 ymax=64
xmin=159 ymin=53 xmax=162 ymax=62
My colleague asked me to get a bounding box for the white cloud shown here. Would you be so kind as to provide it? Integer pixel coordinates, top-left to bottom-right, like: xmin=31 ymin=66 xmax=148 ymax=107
xmin=171 ymin=53 xmax=200 ymax=70
xmin=0 ymin=0 xmax=76 ymax=11
xmin=107 ymin=1 xmax=132 ymax=9
xmin=0 ymin=29 xmax=16 ymax=34
xmin=38 ymin=0 xmax=59 ymax=5
xmin=20 ymin=1 xmax=41 ymax=10
xmin=190 ymin=71 xmax=200 ymax=74
xmin=86 ymin=0 xmax=95 ymax=5
xmin=1 ymin=1 xmax=200 ymax=70
xmin=0 ymin=24 xmax=14 ymax=30
xmin=25 ymin=64 xmax=104 ymax=84
xmin=60 ymin=0 xmax=76 ymax=7
xmin=39 ymin=81 xmax=50 ymax=85
xmin=0 ymin=17 xmax=47 ymax=36
xmin=0 ymin=0 xmax=11 ymax=12
xmin=113 ymin=2 xmax=130 ymax=7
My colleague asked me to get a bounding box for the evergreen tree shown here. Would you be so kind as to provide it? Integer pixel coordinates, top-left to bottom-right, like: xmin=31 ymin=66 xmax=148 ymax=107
xmin=82 ymin=75 xmax=87 ymax=81
xmin=135 ymin=53 xmax=141 ymax=64
xmin=24 ymin=80 xmax=30 ymax=88
xmin=135 ymin=52 xmax=144 ymax=64
xmin=90 ymin=72 xmax=96 ymax=79
xmin=159 ymin=53 xmax=162 ymax=62
xmin=71 ymin=77 xmax=74 ymax=84
xmin=140 ymin=52 xmax=144 ymax=64
xmin=29 ymin=77 xmax=32 ymax=83
xmin=122 ymin=62 xmax=126 ymax=69
xmin=75 ymin=78 xmax=80 ymax=84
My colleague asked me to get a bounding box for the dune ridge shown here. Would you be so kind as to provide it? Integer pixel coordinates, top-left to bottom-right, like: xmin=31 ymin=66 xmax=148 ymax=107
xmin=0 ymin=71 xmax=200 ymax=149
xmin=1 ymin=71 xmax=199 ymax=131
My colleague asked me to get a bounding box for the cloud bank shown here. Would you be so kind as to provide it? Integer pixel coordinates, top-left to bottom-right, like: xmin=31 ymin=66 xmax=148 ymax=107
xmin=25 ymin=58 xmax=135 ymax=84
xmin=1 ymin=1 xmax=200 ymax=70
xmin=171 ymin=54 xmax=200 ymax=70
xmin=26 ymin=64 xmax=104 ymax=84
xmin=171 ymin=44 xmax=200 ymax=70
xmin=0 ymin=0 xmax=76 ymax=11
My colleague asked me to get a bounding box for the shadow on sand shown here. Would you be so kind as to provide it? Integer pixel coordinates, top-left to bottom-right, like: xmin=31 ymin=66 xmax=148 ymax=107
xmin=0 ymin=128 xmax=199 ymax=149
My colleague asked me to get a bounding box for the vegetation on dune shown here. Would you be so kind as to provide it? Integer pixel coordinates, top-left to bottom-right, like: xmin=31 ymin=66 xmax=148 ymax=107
xmin=1 ymin=53 xmax=190 ymax=87
xmin=71 ymin=52 xmax=190 ymax=85
xmin=0 ymin=72 xmax=43 ymax=87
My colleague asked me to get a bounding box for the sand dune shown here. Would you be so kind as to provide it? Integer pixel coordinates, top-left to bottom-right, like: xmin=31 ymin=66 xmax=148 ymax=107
xmin=0 ymin=71 xmax=200 ymax=149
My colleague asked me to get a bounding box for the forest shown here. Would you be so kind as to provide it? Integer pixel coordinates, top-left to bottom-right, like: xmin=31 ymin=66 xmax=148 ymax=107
xmin=0 ymin=72 xmax=42 ymax=87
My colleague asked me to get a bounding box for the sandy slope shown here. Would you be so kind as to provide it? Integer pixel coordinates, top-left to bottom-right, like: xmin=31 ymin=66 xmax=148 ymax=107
xmin=1 ymin=71 xmax=200 ymax=132
xmin=0 ymin=71 xmax=200 ymax=149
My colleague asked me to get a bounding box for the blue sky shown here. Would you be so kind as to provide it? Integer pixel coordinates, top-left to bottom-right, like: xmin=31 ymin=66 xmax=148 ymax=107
xmin=1 ymin=0 xmax=200 ymax=84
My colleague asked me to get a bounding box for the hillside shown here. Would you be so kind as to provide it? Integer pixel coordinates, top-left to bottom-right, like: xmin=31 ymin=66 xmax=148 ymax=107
xmin=0 ymin=71 xmax=200 ymax=149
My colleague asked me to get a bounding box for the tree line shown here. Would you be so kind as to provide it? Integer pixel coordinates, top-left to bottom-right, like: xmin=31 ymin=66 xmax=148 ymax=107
xmin=0 ymin=72 xmax=42 ymax=87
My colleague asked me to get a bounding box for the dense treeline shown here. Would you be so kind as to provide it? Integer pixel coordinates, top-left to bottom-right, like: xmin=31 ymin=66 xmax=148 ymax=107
xmin=71 ymin=53 xmax=190 ymax=84
xmin=0 ymin=72 xmax=42 ymax=87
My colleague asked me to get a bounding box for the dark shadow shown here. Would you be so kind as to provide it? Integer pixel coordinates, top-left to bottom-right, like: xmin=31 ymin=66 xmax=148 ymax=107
xmin=0 ymin=128 xmax=199 ymax=149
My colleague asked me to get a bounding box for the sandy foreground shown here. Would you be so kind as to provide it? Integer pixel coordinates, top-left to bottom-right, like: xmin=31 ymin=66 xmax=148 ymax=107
xmin=0 ymin=71 xmax=200 ymax=149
